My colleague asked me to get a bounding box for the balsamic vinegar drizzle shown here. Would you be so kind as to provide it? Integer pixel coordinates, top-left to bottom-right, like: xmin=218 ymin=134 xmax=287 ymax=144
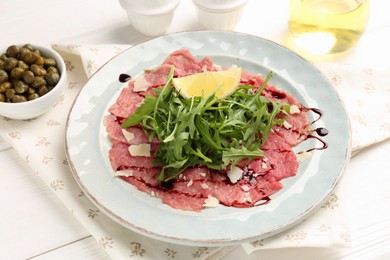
xmin=119 ymin=73 xmax=132 ymax=83
xmin=299 ymin=107 xmax=329 ymax=153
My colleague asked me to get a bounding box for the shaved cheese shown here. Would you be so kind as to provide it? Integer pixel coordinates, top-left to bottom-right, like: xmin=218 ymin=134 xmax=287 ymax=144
xmin=203 ymin=195 xmax=219 ymax=208
xmin=128 ymin=143 xmax=151 ymax=157
xmin=121 ymin=129 xmax=135 ymax=142
xmin=227 ymin=166 xmax=243 ymax=184
xmin=290 ymin=105 xmax=300 ymax=114
xmin=241 ymin=185 xmax=250 ymax=192
xmin=114 ymin=169 xmax=133 ymax=177
xmin=133 ymin=76 xmax=152 ymax=92
xmin=283 ymin=121 xmax=292 ymax=129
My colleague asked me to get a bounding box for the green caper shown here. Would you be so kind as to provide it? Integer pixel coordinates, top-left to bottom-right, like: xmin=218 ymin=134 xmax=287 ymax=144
xmin=30 ymin=64 xmax=46 ymax=76
xmin=27 ymin=87 xmax=36 ymax=95
xmin=45 ymin=71 xmax=60 ymax=85
xmin=31 ymin=76 xmax=46 ymax=88
xmin=33 ymin=49 xmax=41 ymax=56
xmin=0 ymin=81 xmax=12 ymax=92
xmin=46 ymin=66 xmax=59 ymax=74
xmin=0 ymin=59 xmax=4 ymax=70
xmin=0 ymin=69 xmax=8 ymax=83
xmin=0 ymin=93 xmax=5 ymax=102
xmin=37 ymin=85 xmax=49 ymax=96
xmin=12 ymin=94 xmax=27 ymax=103
xmin=23 ymin=51 xmax=39 ymax=65
xmin=5 ymin=88 xmax=15 ymax=99
xmin=23 ymin=70 xmax=35 ymax=84
xmin=23 ymin=44 xmax=35 ymax=51
xmin=35 ymin=56 xmax=45 ymax=66
xmin=27 ymin=93 xmax=39 ymax=101
xmin=0 ymin=54 xmax=7 ymax=60
xmin=10 ymin=67 xmax=25 ymax=80
xmin=4 ymin=57 xmax=18 ymax=71
xmin=44 ymin=58 xmax=57 ymax=67
xmin=14 ymin=81 xmax=28 ymax=94
xmin=18 ymin=47 xmax=31 ymax=59
xmin=17 ymin=60 xmax=29 ymax=71
xmin=6 ymin=45 xmax=19 ymax=58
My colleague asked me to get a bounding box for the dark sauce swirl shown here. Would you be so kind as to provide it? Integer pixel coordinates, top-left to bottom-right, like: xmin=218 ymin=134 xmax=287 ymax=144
xmin=119 ymin=73 xmax=132 ymax=83
xmin=300 ymin=107 xmax=329 ymax=153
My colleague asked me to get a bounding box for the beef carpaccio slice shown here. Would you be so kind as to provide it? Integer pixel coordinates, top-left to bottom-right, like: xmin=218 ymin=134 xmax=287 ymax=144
xmin=105 ymin=49 xmax=311 ymax=211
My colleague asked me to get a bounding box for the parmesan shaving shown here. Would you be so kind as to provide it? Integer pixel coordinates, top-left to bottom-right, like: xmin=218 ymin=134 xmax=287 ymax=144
xmin=290 ymin=105 xmax=300 ymax=114
xmin=283 ymin=121 xmax=292 ymax=129
xmin=128 ymin=143 xmax=151 ymax=157
xmin=114 ymin=169 xmax=133 ymax=177
xmin=121 ymin=129 xmax=135 ymax=142
xmin=203 ymin=195 xmax=219 ymax=208
xmin=133 ymin=76 xmax=152 ymax=92
xmin=227 ymin=166 xmax=243 ymax=184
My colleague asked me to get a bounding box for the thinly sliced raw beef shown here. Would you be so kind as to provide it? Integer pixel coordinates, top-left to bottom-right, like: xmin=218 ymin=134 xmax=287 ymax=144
xmin=105 ymin=50 xmax=312 ymax=211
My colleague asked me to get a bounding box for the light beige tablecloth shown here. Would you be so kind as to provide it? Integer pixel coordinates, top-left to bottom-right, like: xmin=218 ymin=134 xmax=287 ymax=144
xmin=1 ymin=44 xmax=389 ymax=259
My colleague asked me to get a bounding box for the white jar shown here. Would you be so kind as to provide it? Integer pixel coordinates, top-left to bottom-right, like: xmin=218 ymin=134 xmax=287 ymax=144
xmin=192 ymin=0 xmax=248 ymax=30
xmin=119 ymin=0 xmax=181 ymax=37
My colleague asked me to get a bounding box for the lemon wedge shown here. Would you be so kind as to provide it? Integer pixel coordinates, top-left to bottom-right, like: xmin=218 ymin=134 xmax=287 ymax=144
xmin=172 ymin=66 xmax=242 ymax=99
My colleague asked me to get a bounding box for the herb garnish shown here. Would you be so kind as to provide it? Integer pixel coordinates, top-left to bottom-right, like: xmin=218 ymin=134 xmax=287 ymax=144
xmin=121 ymin=66 xmax=289 ymax=182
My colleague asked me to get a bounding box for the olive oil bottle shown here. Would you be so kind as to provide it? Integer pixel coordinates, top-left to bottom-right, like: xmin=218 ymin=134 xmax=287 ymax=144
xmin=288 ymin=0 xmax=370 ymax=56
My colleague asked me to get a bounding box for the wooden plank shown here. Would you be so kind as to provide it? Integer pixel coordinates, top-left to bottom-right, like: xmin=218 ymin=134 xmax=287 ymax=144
xmin=0 ymin=148 xmax=100 ymax=259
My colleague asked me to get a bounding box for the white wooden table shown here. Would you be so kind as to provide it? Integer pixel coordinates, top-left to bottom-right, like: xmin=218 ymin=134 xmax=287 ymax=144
xmin=1 ymin=0 xmax=390 ymax=259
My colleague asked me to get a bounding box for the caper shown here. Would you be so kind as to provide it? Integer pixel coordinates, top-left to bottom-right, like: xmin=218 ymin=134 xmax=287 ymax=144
xmin=31 ymin=76 xmax=46 ymax=88
xmin=45 ymin=71 xmax=60 ymax=85
xmin=23 ymin=44 xmax=35 ymax=51
xmin=6 ymin=45 xmax=19 ymax=58
xmin=12 ymin=94 xmax=27 ymax=103
xmin=0 ymin=81 xmax=12 ymax=92
xmin=10 ymin=67 xmax=25 ymax=80
xmin=22 ymin=52 xmax=38 ymax=65
xmin=0 ymin=54 xmax=7 ymax=60
xmin=14 ymin=81 xmax=28 ymax=94
xmin=35 ymin=56 xmax=45 ymax=66
xmin=4 ymin=57 xmax=18 ymax=71
xmin=27 ymin=87 xmax=36 ymax=95
xmin=17 ymin=60 xmax=29 ymax=71
xmin=44 ymin=58 xmax=57 ymax=67
xmin=37 ymin=85 xmax=49 ymax=96
xmin=19 ymin=47 xmax=31 ymax=59
xmin=27 ymin=93 xmax=39 ymax=101
xmin=0 ymin=93 xmax=5 ymax=102
xmin=0 ymin=69 xmax=8 ymax=84
xmin=33 ymin=49 xmax=41 ymax=56
xmin=5 ymin=88 xmax=15 ymax=99
xmin=30 ymin=64 xmax=46 ymax=76
xmin=23 ymin=70 xmax=35 ymax=84
xmin=46 ymin=66 xmax=59 ymax=74
xmin=0 ymin=59 xmax=4 ymax=70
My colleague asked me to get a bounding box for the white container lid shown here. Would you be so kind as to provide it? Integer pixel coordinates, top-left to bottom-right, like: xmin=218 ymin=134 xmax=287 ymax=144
xmin=192 ymin=0 xmax=248 ymax=12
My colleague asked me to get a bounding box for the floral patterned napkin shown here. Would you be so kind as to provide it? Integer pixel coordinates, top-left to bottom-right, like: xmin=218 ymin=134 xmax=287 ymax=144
xmin=1 ymin=44 xmax=389 ymax=259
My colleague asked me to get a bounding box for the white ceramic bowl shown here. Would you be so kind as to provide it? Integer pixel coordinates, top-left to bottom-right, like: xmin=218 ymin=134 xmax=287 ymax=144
xmin=0 ymin=44 xmax=67 ymax=120
xmin=192 ymin=0 xmax=248 ymax=30
xmin=119 ymin=0 xmax=181 ymax=37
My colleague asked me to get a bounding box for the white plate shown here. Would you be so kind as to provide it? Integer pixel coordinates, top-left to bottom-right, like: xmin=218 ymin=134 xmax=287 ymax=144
xmin=65 ymin=31 xmax=351 ymax=246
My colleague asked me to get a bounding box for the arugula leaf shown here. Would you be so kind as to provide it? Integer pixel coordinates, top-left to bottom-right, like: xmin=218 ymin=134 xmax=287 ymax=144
xmin=121 ymin=67 xmax=290 ymax=182
xmin=120 ymin=95 xmax=157 ymax=128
